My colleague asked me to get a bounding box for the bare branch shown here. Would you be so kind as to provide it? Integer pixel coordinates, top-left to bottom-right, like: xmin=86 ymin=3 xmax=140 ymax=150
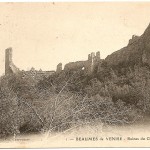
xmin=21 ymin=100 xmax=44 ymax=126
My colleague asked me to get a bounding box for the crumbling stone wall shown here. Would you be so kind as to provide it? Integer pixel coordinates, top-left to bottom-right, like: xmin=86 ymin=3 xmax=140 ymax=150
xmin=64 ymin=51 xmax=101 ymax=75
xmin=4 ymin=47 xmax=102 ymax=76
xmin=128 ymin=35 xmax=140 ymax=45
xmin=5 ymin=47 xmax=55 ymax=77
xmin=64 ymin=61 xmax=86 ymax=71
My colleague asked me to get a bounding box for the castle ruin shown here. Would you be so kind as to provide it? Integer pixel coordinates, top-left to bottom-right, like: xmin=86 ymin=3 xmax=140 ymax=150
xmin=64 ymin=51 xmax=102 ymax=75
xmin=128 ymin=35 xmax=140 ymax=45
xmin=5 ymin=47 xmax=102 ymax=76
xmin=5 ymin=48 xmax=55 ymax=78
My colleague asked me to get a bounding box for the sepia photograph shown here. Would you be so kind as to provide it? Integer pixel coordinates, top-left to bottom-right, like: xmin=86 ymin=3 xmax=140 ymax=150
xmin=0 ymin=2 xmax=150 ymax=148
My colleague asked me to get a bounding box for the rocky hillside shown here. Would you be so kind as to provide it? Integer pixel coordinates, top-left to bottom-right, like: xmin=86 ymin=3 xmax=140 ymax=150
xmin=105 ymin=24 xmax=150 ymax=67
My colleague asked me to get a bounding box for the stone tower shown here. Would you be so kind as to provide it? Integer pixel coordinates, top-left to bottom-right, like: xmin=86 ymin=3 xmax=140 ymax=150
xmin=56 ymin=63 xmax=62 ymax=73
xmin=5 ymin=47 xmax=13 ymax=75
xmin=96 ymin=51 xmax=100 ymax=60
xmin=86 ymin=51 xmax=101 ymax=75
xmin=5 ymin=47 xmax=19 ymax=75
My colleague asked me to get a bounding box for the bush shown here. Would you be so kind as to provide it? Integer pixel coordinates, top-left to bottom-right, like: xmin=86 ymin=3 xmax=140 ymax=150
xmin=0 ymin=64 xmax=149 ymax=138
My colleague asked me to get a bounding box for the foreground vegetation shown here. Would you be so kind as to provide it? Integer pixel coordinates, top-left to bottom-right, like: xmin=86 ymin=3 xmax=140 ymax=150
xmin=0 ymin=61 xmax=150 ymax=138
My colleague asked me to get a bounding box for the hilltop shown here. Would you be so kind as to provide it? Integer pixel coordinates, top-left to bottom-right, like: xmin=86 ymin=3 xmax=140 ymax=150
xmin=105 ymin=23 xmax=150 ymax=68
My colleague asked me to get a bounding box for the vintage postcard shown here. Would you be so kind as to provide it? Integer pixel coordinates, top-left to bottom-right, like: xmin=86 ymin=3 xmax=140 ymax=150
xmin=0 ymin=2 xmax=150 ymax=148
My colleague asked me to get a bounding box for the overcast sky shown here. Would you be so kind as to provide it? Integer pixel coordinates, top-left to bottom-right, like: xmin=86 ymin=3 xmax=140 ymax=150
xmin=0 ymin=2 xmax=150 ymax=75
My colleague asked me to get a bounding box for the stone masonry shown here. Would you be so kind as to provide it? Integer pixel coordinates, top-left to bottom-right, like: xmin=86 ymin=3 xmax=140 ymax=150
xmin=5 ymin=47 xmax=19 ymax=75
xmin=56 ymin=63 xmax=62 ymax=73
xmin=5 ymin=47 xmax=101 ymax=76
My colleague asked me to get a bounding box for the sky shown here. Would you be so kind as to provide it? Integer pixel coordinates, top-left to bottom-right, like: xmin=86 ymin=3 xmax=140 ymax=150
xmin=0 ymin=2 xmax=150 ymax=75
